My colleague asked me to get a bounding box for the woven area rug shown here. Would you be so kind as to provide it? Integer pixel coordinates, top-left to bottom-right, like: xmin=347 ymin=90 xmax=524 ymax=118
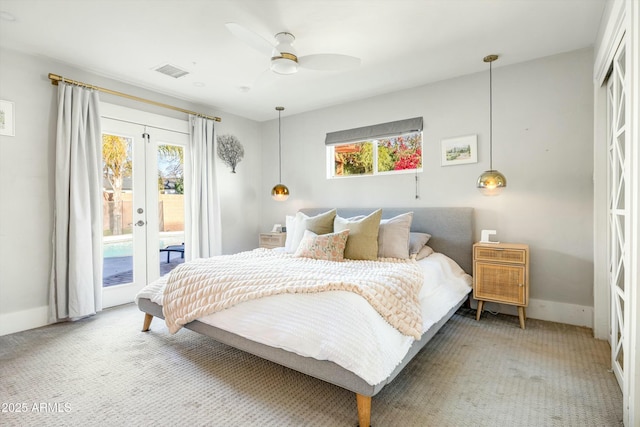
xmin=0 ymin=303 xmax=622 ymax=426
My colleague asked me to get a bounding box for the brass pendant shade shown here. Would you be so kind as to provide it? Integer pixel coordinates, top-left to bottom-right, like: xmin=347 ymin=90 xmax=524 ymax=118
xmin=272 ymin=106 xmax=290 ymax=201
xmin=477 ymin=54 xmax=507 ymax=196
xmin=477 ymin=169 xmax=507 ymax=196
xmin=271 ymin=183 xmax=290 ymax=201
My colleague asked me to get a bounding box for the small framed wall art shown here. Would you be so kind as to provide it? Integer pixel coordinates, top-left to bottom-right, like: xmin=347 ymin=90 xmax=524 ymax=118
xmin=441 ymin=134 xmax=477 ymax=166
xmin=0 ymin=100 xmax=15 ymax=137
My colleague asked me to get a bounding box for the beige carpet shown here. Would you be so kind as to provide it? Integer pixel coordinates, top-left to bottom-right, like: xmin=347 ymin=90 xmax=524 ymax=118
xmin=0 ymin=303 xmax=622 ymax=426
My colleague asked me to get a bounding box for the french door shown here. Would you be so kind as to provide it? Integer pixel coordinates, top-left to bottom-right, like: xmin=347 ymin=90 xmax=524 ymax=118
xmin=100 ymin=103 xmax=189 ymax=307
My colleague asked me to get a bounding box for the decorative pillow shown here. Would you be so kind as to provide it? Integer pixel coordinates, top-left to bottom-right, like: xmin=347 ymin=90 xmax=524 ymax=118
xmin=334 ymin=209 xmax=382 ymax=260
xmin=409 ymin=232 xmax=432 ymax=255
xmin=287 ymin=209 xmax=337 ymax=253
xmin=284 ymin=215 xmax=296 ymax=252
xmin=414 ymin=244 xmax=434 ymax=260
xmin=377 ymin=212 xmax=413 ymax=259
xmin=294 ymin=229 xmax=349 ymax=262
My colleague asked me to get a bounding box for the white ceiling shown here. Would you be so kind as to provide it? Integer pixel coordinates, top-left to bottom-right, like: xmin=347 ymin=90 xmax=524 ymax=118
xmin=0 ymin=0 xmax=606 ymax=122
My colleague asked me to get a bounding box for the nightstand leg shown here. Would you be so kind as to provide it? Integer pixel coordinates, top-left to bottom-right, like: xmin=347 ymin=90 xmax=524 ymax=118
xmin=518 ymin=307 xmax=526 ymax=329
xmin=476 ymin=300 xmax=484 ymax=321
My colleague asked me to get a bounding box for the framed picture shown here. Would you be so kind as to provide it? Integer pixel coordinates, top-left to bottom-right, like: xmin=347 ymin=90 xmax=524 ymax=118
xmin=0 ymin=100 xmax=15 ymax=137
xmin=441 ymin=134 xmax=477 ymax=166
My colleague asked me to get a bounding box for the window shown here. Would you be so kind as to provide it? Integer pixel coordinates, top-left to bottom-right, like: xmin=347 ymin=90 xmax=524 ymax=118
xmin=328 ymin=132 xmax=423 ymax=178
xmin=325 ymin=117 xmax=423 ymax=178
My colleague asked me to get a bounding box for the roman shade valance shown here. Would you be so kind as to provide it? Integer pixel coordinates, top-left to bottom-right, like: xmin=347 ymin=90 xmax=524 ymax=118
xmin=325 ymin=117 xmax=423 ymax=146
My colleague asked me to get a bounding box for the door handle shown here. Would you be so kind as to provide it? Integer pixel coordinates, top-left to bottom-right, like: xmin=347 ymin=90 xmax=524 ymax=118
xmin=135 ymin=220 xmax=146 ymax=227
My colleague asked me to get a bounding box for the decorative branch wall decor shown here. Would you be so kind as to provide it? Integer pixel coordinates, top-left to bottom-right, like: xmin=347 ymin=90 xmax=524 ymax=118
xmin=216 ymin=134 xmax=244 ymax=173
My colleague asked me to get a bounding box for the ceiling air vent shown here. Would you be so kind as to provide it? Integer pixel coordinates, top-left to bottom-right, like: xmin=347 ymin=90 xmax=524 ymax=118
xmin=154 ymin=63 xmax=189 ymax=79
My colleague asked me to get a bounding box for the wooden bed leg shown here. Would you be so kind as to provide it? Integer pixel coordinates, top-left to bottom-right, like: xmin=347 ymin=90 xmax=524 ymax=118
xmin=355 ymin=394 xmax=371 ymax=427
xmin=142 ymin=313 xmax=153 ymax=332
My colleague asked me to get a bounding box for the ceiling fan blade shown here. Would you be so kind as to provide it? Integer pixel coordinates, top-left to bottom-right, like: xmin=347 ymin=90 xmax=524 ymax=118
xmin=225 ymin=22 xmax=275 ymax=57
xmin=298 ymin=54 xmax=361 ymax=71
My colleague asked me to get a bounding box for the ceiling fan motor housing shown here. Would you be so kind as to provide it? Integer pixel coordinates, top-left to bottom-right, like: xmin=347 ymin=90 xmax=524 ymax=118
xmin=271 ymin=32 xmax=298 ymax=74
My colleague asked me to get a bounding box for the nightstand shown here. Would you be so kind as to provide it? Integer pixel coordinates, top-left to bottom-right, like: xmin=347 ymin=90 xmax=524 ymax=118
xmin=473 ymin=242 xmax=530 ymax=329
xmin=259 ymin=232 xmax=286 ymax=249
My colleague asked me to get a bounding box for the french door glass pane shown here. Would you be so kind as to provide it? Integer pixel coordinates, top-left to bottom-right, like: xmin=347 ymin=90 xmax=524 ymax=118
xmin=102 ymin=133 xmax=134 ymax=287
xmin=158 ymin=143 xmax=185 ymax=276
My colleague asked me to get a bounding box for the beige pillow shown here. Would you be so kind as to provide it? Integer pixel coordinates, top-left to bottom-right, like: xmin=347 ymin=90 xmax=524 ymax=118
xmin=414 ymin=244 xmax=434 ymax=260
xmin=377 ymin=212 xmax=413 ymax=259
xmin=334 ymin=209 xmax=382 ymax=260
xmin=288 ymin=209 xmax=337 ymax=253
xmin=305 ymin=209 xmax=336 ymax=234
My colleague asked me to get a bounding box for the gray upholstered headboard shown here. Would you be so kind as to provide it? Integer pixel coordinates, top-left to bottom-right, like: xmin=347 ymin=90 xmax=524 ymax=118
xmin=299 ymin=207 xmax=474 ymax=274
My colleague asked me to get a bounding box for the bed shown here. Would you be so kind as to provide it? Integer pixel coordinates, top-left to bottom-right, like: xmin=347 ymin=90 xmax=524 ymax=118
xmin=136 ymin=207 xmax=474 ymax=426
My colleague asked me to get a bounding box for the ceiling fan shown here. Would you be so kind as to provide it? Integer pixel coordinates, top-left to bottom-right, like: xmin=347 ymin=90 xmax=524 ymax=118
xmin=226 ymin=22 xmax=361 ymax=75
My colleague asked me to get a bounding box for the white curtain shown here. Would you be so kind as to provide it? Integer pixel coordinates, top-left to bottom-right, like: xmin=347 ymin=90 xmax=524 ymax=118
xmin=185 ymin=115 xmax=222 ymax=259
xmin=48 ymin=84 xmax=103 ymax=323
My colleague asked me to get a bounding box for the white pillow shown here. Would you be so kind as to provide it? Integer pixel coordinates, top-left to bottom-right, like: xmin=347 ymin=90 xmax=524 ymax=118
xmin=377 ymin=212 xmax=413 ymax=259
xmin=286 ymin=212 xmax=305 ymax=253
xmin=284 ymin=215 xmax=297 ymax=252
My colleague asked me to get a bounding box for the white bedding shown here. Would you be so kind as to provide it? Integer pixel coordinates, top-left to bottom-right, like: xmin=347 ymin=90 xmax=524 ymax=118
xmin=162 ymin=249 xmax=424 ymax=338
xmin=135 ymin=252 xmax=471 ymax=386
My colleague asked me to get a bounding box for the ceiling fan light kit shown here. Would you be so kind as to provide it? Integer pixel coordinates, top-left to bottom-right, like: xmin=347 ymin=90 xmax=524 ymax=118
xmin=477 ymin=54 xmax=507 ymax=196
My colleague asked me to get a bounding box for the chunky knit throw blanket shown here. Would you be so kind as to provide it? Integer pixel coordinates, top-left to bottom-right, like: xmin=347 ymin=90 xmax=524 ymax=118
xmin=162 ymin=249 xmax=424 ymax=339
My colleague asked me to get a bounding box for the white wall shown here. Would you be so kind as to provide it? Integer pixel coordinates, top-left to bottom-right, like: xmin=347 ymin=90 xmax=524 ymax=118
xmin=0 ymin=47 xmax=262 ymax=334
xmin=0 ymin=46 xmax=596 ymax=333
xmin=260 ymin=49 xmax=595 ymax=327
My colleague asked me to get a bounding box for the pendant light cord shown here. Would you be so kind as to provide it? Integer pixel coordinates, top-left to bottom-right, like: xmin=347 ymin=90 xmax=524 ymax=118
xmin=489 ymin=59 xmax=493 ymax=171
xmin=278 ymin=108 xmax=282 ymax=183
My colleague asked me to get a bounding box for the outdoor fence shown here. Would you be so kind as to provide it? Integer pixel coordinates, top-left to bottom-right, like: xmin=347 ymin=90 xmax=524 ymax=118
xmin=102 ymin=193 xmax=184 ymax=235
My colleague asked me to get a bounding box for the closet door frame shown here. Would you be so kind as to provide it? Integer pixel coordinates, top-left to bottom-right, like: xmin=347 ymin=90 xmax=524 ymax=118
xmin=593 ymin=1 xmax=639 ymax=425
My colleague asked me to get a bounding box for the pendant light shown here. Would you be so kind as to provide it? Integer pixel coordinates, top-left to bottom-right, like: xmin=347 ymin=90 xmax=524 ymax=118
xmin=477 ymin=54 xmax=507 ymax=196
xmin=271 ymin=106 xmax=290 ymax=201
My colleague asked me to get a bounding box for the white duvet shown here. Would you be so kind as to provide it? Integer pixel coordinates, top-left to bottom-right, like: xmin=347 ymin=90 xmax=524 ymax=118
xmin=135 ymin=252 xmax=472 ymax=386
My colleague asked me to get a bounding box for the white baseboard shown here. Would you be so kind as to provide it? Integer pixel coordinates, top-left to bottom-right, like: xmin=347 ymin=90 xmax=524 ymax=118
xmin=0 ymin=305 xmax=50 ymax=336
xmin=469 ymin=297 xmax=594 ymax=329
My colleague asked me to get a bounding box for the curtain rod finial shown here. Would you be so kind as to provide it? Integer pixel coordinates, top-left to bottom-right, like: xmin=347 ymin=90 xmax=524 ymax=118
xmin=48 ymin=73 xmax=62 ymax=85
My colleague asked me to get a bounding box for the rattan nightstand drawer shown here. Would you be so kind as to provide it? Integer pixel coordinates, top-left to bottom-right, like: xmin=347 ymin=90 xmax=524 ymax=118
xmin=474 ymin=245 xmax=527 ymax=264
